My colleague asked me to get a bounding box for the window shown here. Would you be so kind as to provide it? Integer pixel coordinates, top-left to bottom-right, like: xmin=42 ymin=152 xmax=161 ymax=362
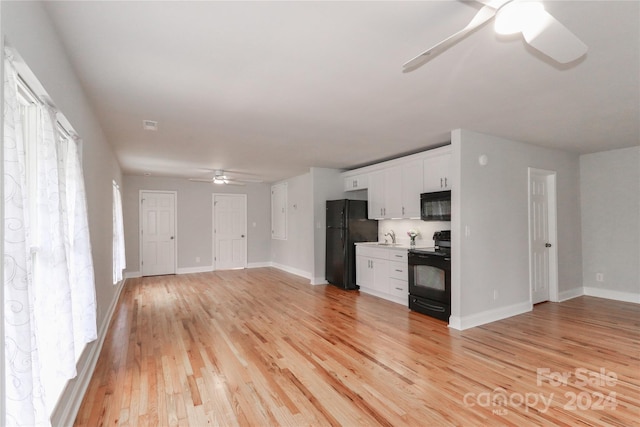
xmin=4 ymin=54 xmax=97 ymax=424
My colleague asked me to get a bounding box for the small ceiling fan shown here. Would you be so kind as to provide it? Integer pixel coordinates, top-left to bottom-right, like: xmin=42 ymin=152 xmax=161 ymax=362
xmin=188 ymin=169 xmax=263 ymax=186
xmin=403 ymin=0 xmax=588 ymax=72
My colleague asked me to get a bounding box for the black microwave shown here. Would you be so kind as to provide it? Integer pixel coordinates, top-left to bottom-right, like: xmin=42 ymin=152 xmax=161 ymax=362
xmin=420 ymin=191 xmax=451 ymax=221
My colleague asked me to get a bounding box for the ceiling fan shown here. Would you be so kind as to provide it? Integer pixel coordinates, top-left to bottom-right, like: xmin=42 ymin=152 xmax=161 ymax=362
xmin=188 ymin=169 xmax=263 ymax=186
xmin=403 ymin=0 xmax=588 ymax=72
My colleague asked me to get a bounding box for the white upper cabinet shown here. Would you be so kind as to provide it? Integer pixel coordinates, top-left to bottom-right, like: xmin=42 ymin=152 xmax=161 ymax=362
xmin=368 ymin=167 xmax=403 ymax=219
xmin=367 ymin=162 xmax=421 ymax=219
xmin=344 ymin=173 xmax=368 ymax=191
xmin=385 ymin=167 xmax=403 ymax=218
xmin=401 ymin=160 xmax=423 ymax=218
xmin=341 ymin=144 xmax=451 ymax=219
xmin=423 ymin=149 xmax=452 ymax=193
xmin=367 ymin=170 xmax=387 ymax=219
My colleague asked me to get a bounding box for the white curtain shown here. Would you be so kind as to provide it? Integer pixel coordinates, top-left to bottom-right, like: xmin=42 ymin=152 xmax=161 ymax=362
xmin=4 ymin=57 xmax=98 ymax=426
xmin=4 ymin=58 xmax=50 ymax=427
xmin=58 ymin=138 xmax=98 ymax=358
xmin=112 ymin=182 xmax=126 ymax=284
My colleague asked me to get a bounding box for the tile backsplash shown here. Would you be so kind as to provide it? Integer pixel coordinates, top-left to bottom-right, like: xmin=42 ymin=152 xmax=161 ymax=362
xmin=377 ymin=219 xmax=451 ymax=246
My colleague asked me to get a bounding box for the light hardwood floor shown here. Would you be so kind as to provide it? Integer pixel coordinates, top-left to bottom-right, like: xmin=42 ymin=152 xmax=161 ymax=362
xmin=74 ymin=268 xmax=640 ymax=426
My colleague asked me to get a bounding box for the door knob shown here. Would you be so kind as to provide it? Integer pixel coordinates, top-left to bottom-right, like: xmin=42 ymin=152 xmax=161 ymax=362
xmin=241 ymin=234 xmax=245 ymax=238
xmin=545 ymin=243 xmax=552 ymax=247
xmin=170 ymin=236 xmax=174 ymax=240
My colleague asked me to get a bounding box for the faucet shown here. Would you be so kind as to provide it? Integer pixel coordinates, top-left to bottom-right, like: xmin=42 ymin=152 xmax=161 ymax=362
xmin=384 ymin=230 xmax=396 ymax=244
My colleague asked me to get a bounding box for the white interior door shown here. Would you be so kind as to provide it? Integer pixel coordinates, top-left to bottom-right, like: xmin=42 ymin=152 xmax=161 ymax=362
xmin=528 ymin=169 xmax=558 ymax=304
xmin=141 ymin=191 xmax=176 ymax=276
xmin=213 ymin=194 xmax=247 ymax=270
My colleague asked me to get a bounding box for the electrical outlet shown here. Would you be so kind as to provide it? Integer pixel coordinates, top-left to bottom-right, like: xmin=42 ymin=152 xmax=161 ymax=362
xmin=196 ymin=256 xmax=200 ymax=263
xmin=596 ymin=273 xmax=604 ymax=282
xmin=493 ymin=289 xmax=499 ymax=300
xmin=465 ymin=225 xmax=471 ymax=237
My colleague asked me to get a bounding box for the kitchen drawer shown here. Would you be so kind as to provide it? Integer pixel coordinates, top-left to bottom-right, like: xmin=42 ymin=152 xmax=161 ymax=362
xmin=388 ymin=278 xmax=408 ymax=299
xmin=356 ymin=245 xmax=389 ymax=259
xmin=388 ymin=250 xmax=407 ymax=262
xmin=389 ymin=261 xmax=408 ymax=280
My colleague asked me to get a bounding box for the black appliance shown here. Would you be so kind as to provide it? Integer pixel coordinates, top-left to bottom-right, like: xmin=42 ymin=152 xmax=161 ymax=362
xmin=326 ymin=200 xmax=378 ymax=290
xmin=408 ymin=230 xmax=451 ymax=321
xmin=420 ymin=191 xmax=451 ymax=221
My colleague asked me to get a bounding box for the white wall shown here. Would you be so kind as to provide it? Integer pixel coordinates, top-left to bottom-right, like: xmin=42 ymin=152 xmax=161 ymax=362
xmin=270 ymin=173 xmax=313 ymax=278
xmin=310 ymin=168 xmax=346 ymax=284
xmin=451 ymin=129 xmax=583 ymax=329
xmin=580 ymin=146 xmax=640 ymax=302
xmin=123 ymin=175 xmax=272 ymax=273
xmin=2 ymin=2 xmax=124 ymax=424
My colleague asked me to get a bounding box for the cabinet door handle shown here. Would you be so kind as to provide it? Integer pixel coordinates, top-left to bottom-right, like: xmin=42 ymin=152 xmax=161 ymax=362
xmin=394 ymin=254 xmax=403 ymax=258
xmin=395 ymin=269 xmax=403 ymax=272
xmin=395 ymin=287 xmax=404 ymax=291
xmin=444 ymin=177 xmax=448 ymax=187
xmin=402 ymin=206 xmax=405 ymax=215
xmin=440 ymin=177 xmax=443 ymax=188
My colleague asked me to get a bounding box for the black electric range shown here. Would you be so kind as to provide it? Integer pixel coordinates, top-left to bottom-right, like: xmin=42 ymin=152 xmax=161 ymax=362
xmin=407 ymin=230 xmax=451 ymax=321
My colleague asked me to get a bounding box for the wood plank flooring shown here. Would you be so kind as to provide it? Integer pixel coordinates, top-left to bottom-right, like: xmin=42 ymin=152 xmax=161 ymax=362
xmin=74 ymin=268 xmax=640 ymax=426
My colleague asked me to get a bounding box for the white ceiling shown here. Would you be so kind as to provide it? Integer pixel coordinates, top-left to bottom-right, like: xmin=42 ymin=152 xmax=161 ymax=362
xmin=43 ymin=1 xmax=639 ymax=183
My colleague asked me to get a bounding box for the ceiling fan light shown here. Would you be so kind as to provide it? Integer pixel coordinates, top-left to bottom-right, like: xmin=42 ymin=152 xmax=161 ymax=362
xmin=495 ymin=1 xmax=545 ymax=35
xmin=213 ymin=177 xmax=228 ymax=184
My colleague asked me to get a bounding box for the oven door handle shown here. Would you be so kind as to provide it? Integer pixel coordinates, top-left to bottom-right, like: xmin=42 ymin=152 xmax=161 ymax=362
xmin=411 ymin=298 xmax=446 ymax=312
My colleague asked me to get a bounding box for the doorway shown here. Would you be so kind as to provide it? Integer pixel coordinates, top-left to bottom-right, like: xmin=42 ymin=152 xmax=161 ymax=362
xmin=528 ymin=168 xmax=558 ymax=304
xmin=213 ymin=193 xmax=247 ymax=270
xmin=140 ymin=191 xmax=177 ymax=276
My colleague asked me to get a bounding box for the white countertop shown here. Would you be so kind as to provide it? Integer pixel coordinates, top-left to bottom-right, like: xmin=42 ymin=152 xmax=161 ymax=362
xmin=355 ymin=242 xmax=431 ymax=251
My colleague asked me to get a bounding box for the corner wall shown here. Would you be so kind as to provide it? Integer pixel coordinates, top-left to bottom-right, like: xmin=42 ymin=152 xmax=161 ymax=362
xmin=270 ymin=173 xmax=313 ymax=278
xmin=580 ymin=146 xmax=640 ymax=302
xmin=310 ymin=168 xmax=346 ymax=284
xmin=452 ymin=129 xmax=582 ymax=329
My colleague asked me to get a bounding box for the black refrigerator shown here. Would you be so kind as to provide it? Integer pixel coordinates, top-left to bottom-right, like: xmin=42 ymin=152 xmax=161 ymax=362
xmin=325 ymin=199 xmax=378 ymax=290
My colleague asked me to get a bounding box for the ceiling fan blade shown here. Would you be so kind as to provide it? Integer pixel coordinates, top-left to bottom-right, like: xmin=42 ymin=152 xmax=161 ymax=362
xmin=235 ymin=178 xmax=264 ymax=183
xmin=188 ymin=178 xmax=214 ymax=182
xmin=224 ymin=180 xmax=245 ymax=186
xmin=403 ymin=3 xmax=501 ymax=72
xmin=521 ymin=9 xmax=587 ymax=64
xmin=198 ymin=168 xmax=260 ymax=177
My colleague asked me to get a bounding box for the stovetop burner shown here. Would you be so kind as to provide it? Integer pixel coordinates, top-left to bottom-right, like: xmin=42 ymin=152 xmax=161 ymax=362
xmin=410 ymin=230 xmax=451 ymax=256
xmin=409 ymin=247 xmax=451 ymax=256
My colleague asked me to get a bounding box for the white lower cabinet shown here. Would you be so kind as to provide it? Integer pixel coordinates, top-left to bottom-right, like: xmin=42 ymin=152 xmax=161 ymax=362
xmin=356 ymin=245 xmax=408 ymax=306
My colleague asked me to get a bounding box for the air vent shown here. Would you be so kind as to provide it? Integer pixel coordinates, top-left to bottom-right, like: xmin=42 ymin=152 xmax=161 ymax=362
xmin=143 ymin=120 xmax=158 ymax=131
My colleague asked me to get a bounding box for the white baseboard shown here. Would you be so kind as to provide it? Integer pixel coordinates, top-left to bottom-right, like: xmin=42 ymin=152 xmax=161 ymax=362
xmin=52 ymin=278 xmax=127 ymax=426
xmin=583 ymin=287 xmax=640 ymax=304
xmin=558 ymin=287 xmax=584 ymax=302
xmin=247 ymin=261 xmax=272 ymax=269
xmin=176 ymin=265 xmax=213 ymax=275
xmin=271 ymin=262 xmax=311 ymax=280
xmin=448 ymin=300 xmax=532 ymax=331
xmin=124 ymin=270 xmax=141 ymax=279
xmin=311 ymin=277 xmax=328 ymax=285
